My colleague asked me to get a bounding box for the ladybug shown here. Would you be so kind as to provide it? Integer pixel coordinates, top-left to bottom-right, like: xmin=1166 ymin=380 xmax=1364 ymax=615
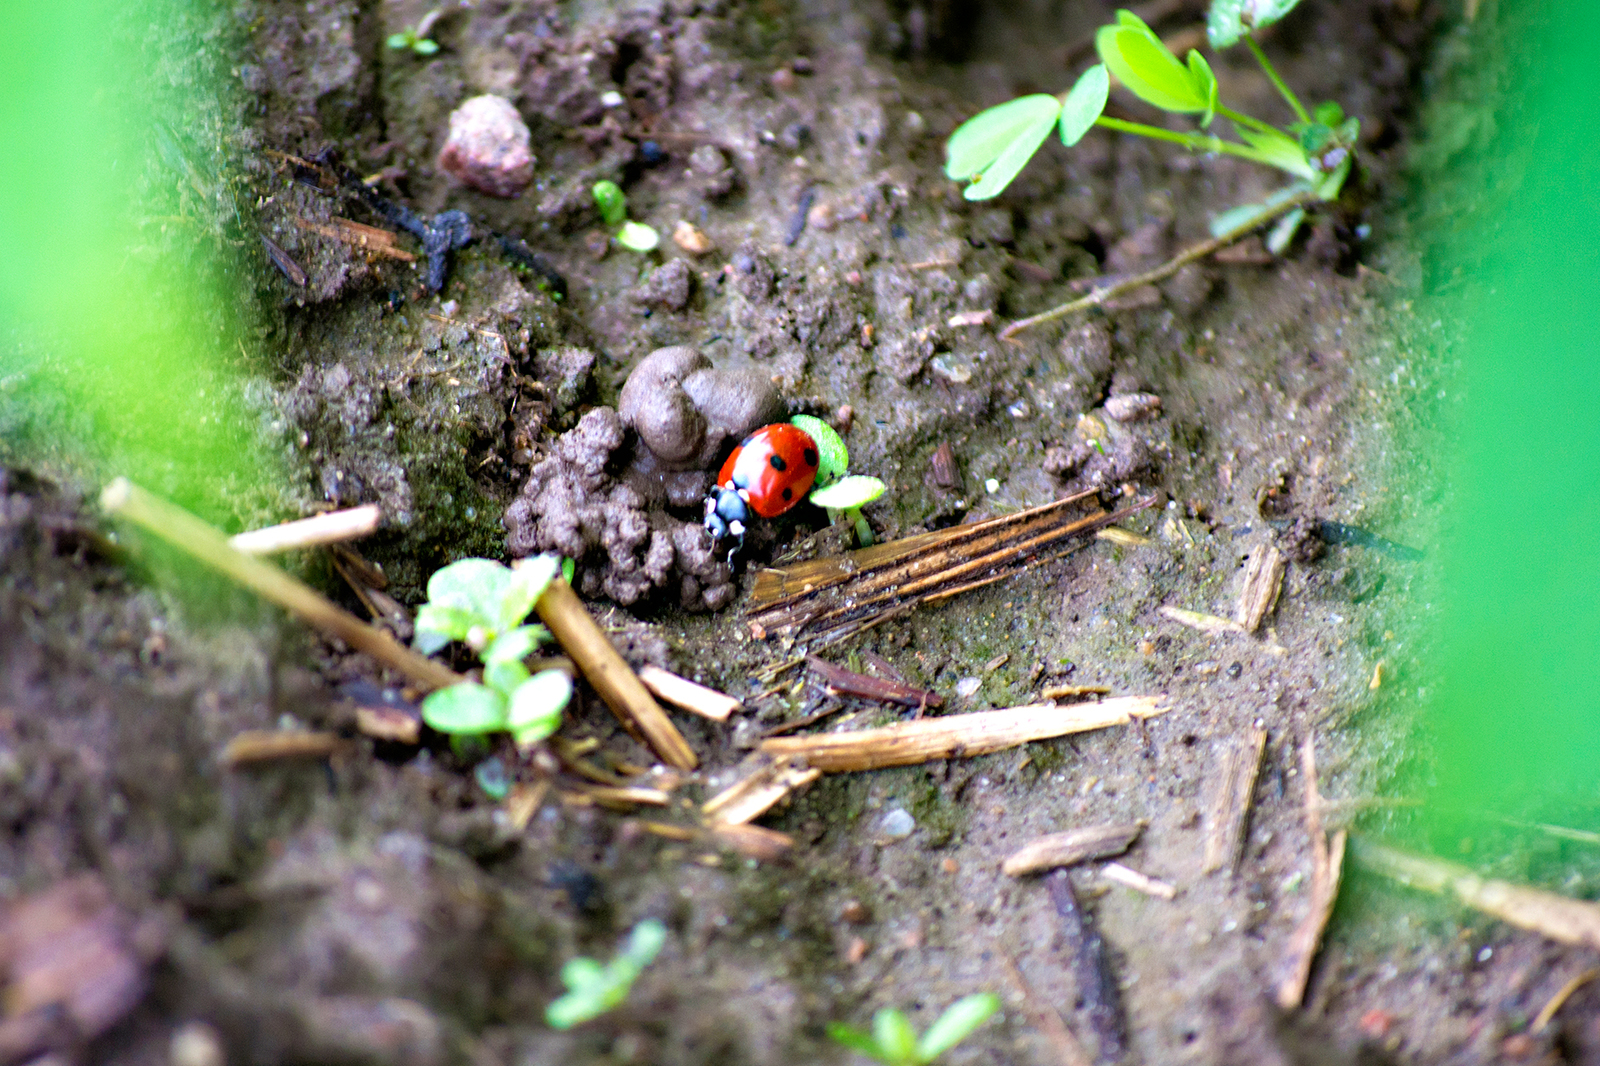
xmin=704 ymin=423 xmax=820 ymax=547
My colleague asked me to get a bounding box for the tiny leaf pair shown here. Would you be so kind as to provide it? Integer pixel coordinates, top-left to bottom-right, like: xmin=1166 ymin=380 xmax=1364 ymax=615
xmin=789 ymin=414 xmax=887 ymax=544
xmin=545 ymin=919 xmax=667 ymax=1029
xmin=827 ymin=993 xmax=1001 ymax=1065
xmin=592 ymin=180 xmax=660 ymax=252
xmin=944 ymin=66 xmax=1108 ymax=202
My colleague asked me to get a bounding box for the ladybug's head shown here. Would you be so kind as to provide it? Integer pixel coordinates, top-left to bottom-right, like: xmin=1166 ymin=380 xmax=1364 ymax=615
xmin=703 ymin=486 xmax=750 ymax=546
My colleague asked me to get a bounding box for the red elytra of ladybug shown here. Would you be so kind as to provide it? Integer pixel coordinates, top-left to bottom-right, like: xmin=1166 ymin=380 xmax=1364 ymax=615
xmin=703 ymin=423 xmax=821 ymax=545
xmin=717 ymin=423 xmax=819 ymax=517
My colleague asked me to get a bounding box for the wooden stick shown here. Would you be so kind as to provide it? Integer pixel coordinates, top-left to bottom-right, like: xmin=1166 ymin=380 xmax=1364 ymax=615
xmin=1235 ymin=543 xmax=1286 ymax=632
xmin=1356 ymin=839 xmax=1600 ymax=952
xmin=999 ymin=189 xmax=1317 ymax=340
xmin=229 ymin=504 xmax=382 ymax=554
xmin=533 ymin=578 xmax=697 ymax=770
xmin=702 ymin=758 xmax=821 ymax=826
xmin=100 ymin=478 xmax=462 ymax=691
xmin=1102 ymin=862 xmax=1178 ymax=900
xmin=1278 ymin=734 xmax=1343 ymax=1009
xmin=1003 ymin=822 xmax=1145 ymax=876
xmin=1203 ymin=728 xmax=1268 ymax=874
xmin=221 ymin=730 xmax=343 ymax=766
xmin=760 ymin=696 xmax=1166 ymax=772
xmin=637 ymin=665 xmax=742 ymax=721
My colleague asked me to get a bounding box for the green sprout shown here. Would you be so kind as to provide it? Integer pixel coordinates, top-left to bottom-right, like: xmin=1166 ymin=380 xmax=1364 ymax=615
xmin=945 ymin=2 xmax=1354 ymax=245
xmin=546 ymin=919 xmax=667 ymax=1029
xmin=386 ymin=8 xmax=441 ymax=56
xmin=414 ymin=554 xmax=572 ymax=746
xmin=790 ymin=414 xmax=888 ymax=546
xmin=592 ymin=180 xmax=660 ymax=253
xmin=828 ymin=993 xmax=1001 ymax=1065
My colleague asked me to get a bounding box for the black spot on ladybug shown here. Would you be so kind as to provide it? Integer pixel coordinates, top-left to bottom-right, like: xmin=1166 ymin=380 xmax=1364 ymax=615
xmin=804 ymin=448 xmax=818 ymax=467
xmin=782 ymin=487 xmax=793 ymax=501
xmin=769 ymin=454 xmax=787 ymax=472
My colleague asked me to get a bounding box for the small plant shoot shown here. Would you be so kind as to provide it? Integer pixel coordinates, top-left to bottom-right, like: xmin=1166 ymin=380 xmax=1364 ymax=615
xmin=414 ymin=554 xmax=572 ymax=746
xmin=789 ymin=414 xmax=887 ymax=546
xmin=943 ymin=1 xmax=1353 ymax=240
xmin=827 ymin=993 xmax=1001 ymax=1065
xmin=545 ymin=919 xmax=667 ymax=1029
xmin=386 ymin=8 xmax=441 ymax=55
xmin=591 ymin=180 xmax=660 ymax=252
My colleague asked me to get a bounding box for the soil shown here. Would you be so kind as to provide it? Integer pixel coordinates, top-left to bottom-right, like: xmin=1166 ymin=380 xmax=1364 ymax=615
xmin=4 ymin=1 xmax=1587 ymax=1065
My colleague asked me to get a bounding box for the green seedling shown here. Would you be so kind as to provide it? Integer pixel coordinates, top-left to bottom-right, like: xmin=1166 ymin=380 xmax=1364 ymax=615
xmin=945 ymin=2 xmax=1354 ymax=244
xmin=592 ymin=180 xmax=660 ymax=253
xmin=386 ymin=8 xmax=441 ymax=55
xmin=828 ymin=993 xmax=1001 ymax=1065
xmin=546 ymin=919 xmax=667 ymax=1029
xmin=414 ymin=554 xmax=572 ymax=746
xmin=790 ymin=414 xmax=888 ymax=546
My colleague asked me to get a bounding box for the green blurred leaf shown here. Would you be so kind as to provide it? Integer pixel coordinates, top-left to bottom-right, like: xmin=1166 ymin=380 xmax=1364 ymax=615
xmin=483 ymin=623 xmax=544 ymax=665
xmin=1059 ymin=64 xmax=1110 ymax=146
xmin=592 ymin=180 xmax=627 ymax=226
xmin=872 ymin=1009 xmax=917 ymax=1065
xmin=1208 ymin=181 xmax=1312 ymax=237
xmin=1187 ymin=50 xmax=1219 ymax=126
xmin=426 ymin=559 xmax=511 ymax=627
xmin=415 ymin=603 xmax=477 ymax=648
xmin=1265 ymin=205 xmax=1305 ymax=254
xmin=1207 ymin=0 xmax=1303 ymax=48
xmin=483 ymin=658 xmax=530 ymax=697
xmin=789 ymin=414 xmax=850 ymax=485
xmin=943 ymin=94 xmax=1061 ymax=200
xmin=413 ymin=37 xmax=439 ymax=55
xmin=809 ymin=475 xmax=885 ymax=510
xmin=1313 ymin=100 xmax=1345 ymax=126
xmin=507 ymin=669 xmax=572 ymax=745
xmin=826 ymin=1023 xmax=885 ymax=1059
xmin=386 ymin=31 xmax=411 ymax=49
xmin=1237 ymin=126 xmax=1316 ymax=177
xmin=545 ymin=921 xmax=664 ymax=1029
xmin=499 ymin=554 xmax=559 ymax=633
xmin=1096 ymin=17 xmax=1208 ymax=113
xmin=622 ymin=918 xmax=667 ymax=969
xmin=421 ymin=683 xmax=508 ymax=736
xmin=918 ymin=994 xmax=1001 ymax=1060
xmin=617 ymin=220 xmax=660 ymax=252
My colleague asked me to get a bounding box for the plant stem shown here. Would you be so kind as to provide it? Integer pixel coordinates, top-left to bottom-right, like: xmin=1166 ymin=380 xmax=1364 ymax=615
xmin=1212 ymin=104 xmax=1276 ymax=137
xmin=1244 ymin=35 xmax=1310 ymax=124
xmin=1092 ymin=117 xmax=1287 ymax=170
xmin=997 ymin=187 xmax=1318 ymax=341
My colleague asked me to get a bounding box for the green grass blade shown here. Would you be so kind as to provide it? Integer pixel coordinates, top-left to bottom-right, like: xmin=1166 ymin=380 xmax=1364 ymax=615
xmin=917 ymin=993 xmax=1001 ymax=1061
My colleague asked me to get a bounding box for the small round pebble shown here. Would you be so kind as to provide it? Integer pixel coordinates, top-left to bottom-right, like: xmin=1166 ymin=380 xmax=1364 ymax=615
xmin=954 ymin=676 xmax=982 ymax=698
xmin=437 ymin=95 xmax=534 ymax=198
xmin=878 ymin=808 xmax=915 ymax=840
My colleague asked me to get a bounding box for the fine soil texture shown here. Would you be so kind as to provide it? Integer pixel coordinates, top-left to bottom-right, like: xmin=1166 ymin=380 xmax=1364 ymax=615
xmin=3 ymin=2 xmax=1586 ymax=1065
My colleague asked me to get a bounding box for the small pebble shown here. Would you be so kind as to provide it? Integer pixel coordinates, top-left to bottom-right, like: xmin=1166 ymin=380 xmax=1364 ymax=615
xmin=806 ymin=199 xmax=837 ymax=232
xmin=639 ymin=140 xmax=666 ymax=166
xmin=1105 ymin=392 xmax=1163 ymax=422
xmin=844 ymin=935 xmax=869 ymax=964
xmin=672 ymin=220 xmax=714 ymax=255
xmin=954 ymin=676 xmax=982 ymax=699
xmin=770 ymin=65 xmax=797 ymax=92
xmin=985 ymin=478 xmax=1000 ymax=494
xmin=170 ymin=1023 xmax=226 ymax=1066
xmin=437 ymin=95 xmax=534 ymax=198
xmin=840 ymin=899 xmax=869 ymax=923
xmin=878 ymin=808 xmax=916 ymax=840
xmin=600 ymin=89 xmax=625 ymax=108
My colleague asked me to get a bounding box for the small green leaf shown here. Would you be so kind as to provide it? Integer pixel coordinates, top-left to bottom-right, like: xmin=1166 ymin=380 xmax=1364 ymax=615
xmin=1096 ymin=18 xmax=1207 ymax=113
xmin=1059 ymin=64 xmax=1109 ymax=146
xmin=809 ymin=475 xmax=885 ymax=510
xmin=499 ymin=554 xmax=560 ymax=633
xmin=415 ymin=603 xmax=477 ymax=649
xmin=421 ymin=683 xmax=508 ymax=736
xmin=561 ymin=957 xmax=607 ymax=991
xmin=484 ymin=658 xmax=530 ymax=698
xmin=1265 ymin=206 xmax=1305 ymax=254
xmin=1313 ymin=100 xmax=1345 ymax=126
xmin=917 ymin=993 xmax=1001 ymax=1061
xmin=1237 ymin=126 xmax=1315 ymax=178
xmin=826 ymin=1023 xmax=885 ymax=1060
xmin=1208 ymin=181 xmax=1312 ymax=238
xmin=592 ymin=180 xmax=628 ymax=226
xmin=413 ymin=37 xmax=439 ymax=55
xmin=1187 ymin=50 xmax=1219 ymax=126
xmin=616 ymin=220 xmax=660 ymax=252
xmin=507 ymin=669 xmax=572 ymax=745
xmin=872 ymin=1009 xmax=918 ymax=1066
xmin=561 ymin=556 xmax=576 ymax=584
xmin=483 ymin=624 xmax=545 ymax=666
xmin=789 ymin=415 xmax=849 ymax=485
xmin=426 ymin=558 xmax=512 ymax=629
xmin=386 ymin=31 xmax=412 ymax=49
xmin=944 ymin=93 xmax=1062 ymax=201
xmin=621 ymin=918 xmax=668 ymax=969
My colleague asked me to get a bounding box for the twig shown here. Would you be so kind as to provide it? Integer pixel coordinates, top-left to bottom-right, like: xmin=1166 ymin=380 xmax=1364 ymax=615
xmin=760 ymin=696 xmax=1166 ymax=772
xmin=221 ymin=730 xmax=343 ymax=767
xmin=1355 ymin=839 xmax=1600 ymax=952
xmin=228 ymin=504 xmax=382 ymax=555
xmin=1234 ymin=543 xmax=1286 ymax=632
xmin=1000 ymin=189 xmax=1318 ymax=340
xmin=805 ymin=655 xmax=943 ymax=710
xmin=532 ymin=577 xmax=697 ymax=770
xmin=999 ymin=952 xmax=1093 ymax=1066
xmin=100 ymin=479 xmax=461 ymax=691
xmin=1102 ymin=862 xmax=1177 ymax=900
xmin=1277 ymin=735 xmax=1346 ymax=1009
xmin=1003 ymin=822 xmax=1145 ymax=877
xmin=1159 ymin=605 xmax=1245 ymax=635
xmin=1202 ymin=728 xmax=1268 ymax=874
xmin=637 ymin=665 xmax=742 ymax=721
xmin=701 ymin=758 xmax=822 ymax=826
xmin=1533 ymin=969 xmax=1599 ymax=1032
xmin=1046 ymin=870 xmax=1126 ymax=1065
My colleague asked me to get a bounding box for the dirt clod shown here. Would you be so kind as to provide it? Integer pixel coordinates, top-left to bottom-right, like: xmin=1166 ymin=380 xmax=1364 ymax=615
xmin=436 ymin=95 xmax=534 ymax=198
